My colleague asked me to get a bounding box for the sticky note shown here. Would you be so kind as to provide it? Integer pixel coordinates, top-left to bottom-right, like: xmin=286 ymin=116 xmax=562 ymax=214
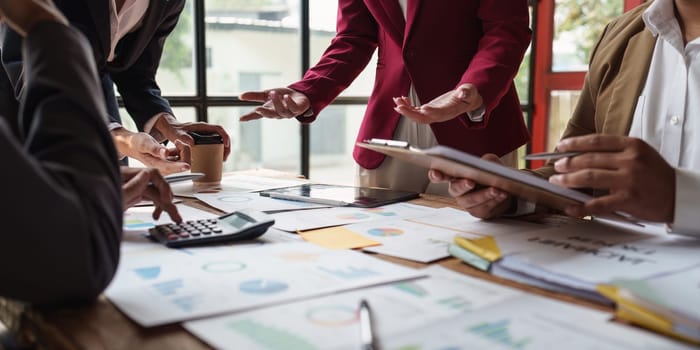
xmin=454 ymin=236 xmax=502 ymax=262
xmin=299 ymin=226 xmax=381 ymax=250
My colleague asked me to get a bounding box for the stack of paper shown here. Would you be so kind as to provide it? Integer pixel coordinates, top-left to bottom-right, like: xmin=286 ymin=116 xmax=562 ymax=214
xmin=184 ymin=265 xmax=694 ymax=350
xmin=449 ymin=220 xmax=700 ymax=303
xmin=597 ymin=264 xmax=700 ymax=344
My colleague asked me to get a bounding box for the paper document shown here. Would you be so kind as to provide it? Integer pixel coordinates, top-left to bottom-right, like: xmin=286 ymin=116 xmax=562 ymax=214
xmin=601 ymin=264 xmax=700 ymax=342
xmin=171 ymin=173 xmax=307 ymax=198
xmin=341 ymin=218 xmax=481 ymax=263
xmin=184 ymin=266 xmax=528 ymax=350
xmin=492 ymin=221 xmax=700 ymax=297
xmin=195 ymin=192 xmax=328 ymax=213
xmin=105 ymin=242 xmax=423 ymax=326
xmin=271 ymin=203 xmax=434 ymax=232
xmin=384 ymin=296 xmax=694 ymax=350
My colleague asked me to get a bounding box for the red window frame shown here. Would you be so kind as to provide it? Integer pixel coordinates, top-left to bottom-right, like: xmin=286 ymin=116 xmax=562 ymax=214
xmin=529 ymin=0 xmax=646 ymax=167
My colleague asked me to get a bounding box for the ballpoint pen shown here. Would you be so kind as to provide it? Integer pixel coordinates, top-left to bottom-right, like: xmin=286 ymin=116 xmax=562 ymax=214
xmin=523 ymin=151 xmax=584 ymax=161
xmin=359 ymin=299 xmax=378 ymax=350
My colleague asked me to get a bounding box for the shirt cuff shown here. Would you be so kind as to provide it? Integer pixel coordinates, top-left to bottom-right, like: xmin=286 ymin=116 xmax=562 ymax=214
xmin=108 ymin=122 xmax=123 ymax=131
xmin=666 ymin=168 xmax=700 ymax=237
xmin=502 ymin=198 xmax=537 ymax=217
xmin=466 ymin=106 xmax=485 ymax=123
xmin=145 ymin=112 xmax=170 ymax=143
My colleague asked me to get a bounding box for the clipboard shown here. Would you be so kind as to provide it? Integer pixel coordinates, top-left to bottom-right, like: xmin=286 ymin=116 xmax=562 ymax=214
xmin=357 ymin=139 xmax=593 ymax=212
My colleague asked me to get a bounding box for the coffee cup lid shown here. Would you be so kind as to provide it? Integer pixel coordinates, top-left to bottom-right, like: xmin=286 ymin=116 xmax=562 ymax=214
xmin=188 ymin=132 xmax=223 ymax=145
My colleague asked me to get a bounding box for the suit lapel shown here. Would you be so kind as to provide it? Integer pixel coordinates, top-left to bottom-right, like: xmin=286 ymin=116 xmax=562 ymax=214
xmin=85 ymin=0 xmax=111 ymax=58
xmin=602 ymin=30 xmax=656 ymax=135
xmin=112 ymin=0 xmax=168 ymax=67
xmin=403 ymin=0 xmax=422 ymax=47
xmin=374 ymin=0 xmax=405 ymax=45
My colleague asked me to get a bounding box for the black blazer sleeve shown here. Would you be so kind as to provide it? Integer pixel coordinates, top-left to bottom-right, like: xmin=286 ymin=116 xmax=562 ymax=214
xmin=0 ymin=22 xmax=122 ymax=305
xmin=110 ymin=1 xmax=184 ymax=130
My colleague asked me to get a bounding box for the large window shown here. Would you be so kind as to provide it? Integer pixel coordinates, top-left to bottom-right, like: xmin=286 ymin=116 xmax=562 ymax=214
xmin=530 ymin=0 xmax=645 ymax=167
xmin=143 ymin=1 xmax=535 ymax=183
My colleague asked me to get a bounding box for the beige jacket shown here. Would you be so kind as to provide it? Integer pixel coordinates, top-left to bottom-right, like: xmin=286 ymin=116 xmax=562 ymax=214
xmin=536 ymin=2 xmax=655 ymax=179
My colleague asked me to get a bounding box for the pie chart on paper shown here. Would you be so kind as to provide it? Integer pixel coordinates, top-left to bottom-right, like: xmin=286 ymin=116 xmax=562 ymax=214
xmin=367 ymin=228 xmax=404 ymax=237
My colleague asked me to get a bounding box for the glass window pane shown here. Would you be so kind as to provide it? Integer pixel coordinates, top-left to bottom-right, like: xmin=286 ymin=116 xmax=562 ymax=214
xmin=552 ymin=0 xmax=622 ymax=72
xmin=309 ymin=105 xmax=366 ymax=186
xmin=309 ymin=0 xmax=376 ymax=97
xmin=156 ymin=0 xmax=196 ymax=95
xmin=208 ymin=107 xmax=300 ymax=175
xmin=515 ymin=6 xmax=534 ymax=104
xmin=205 ymin=1 xmax=301 ymax=96
xmin=548 ymin=90 xmax=581 ymax=151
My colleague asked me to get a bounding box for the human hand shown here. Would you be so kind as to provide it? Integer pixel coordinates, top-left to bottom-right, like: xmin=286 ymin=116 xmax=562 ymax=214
xmin=393 ymin=83 xmax=483 ymax=124
xmin=549 ymin=135 xmax=675 ymax=222
xmin=239 ymin=88 xmax=311 ymax=121
xmin=121 ymin=167 xmax=182 ymax=223
xmin=112 ymin=128 xmax=191 ymax=175
xmin=0 ymin=0 xmax=68 ymax=36
xmin=429 ymin=154 xmax=512 ymax=218
xmin=153 ymin=114 xmax=231 ymax=161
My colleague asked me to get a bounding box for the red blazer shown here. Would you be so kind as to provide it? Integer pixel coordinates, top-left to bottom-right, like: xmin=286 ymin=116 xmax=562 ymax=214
xmin=289 ymin=0 xmax=531 ymax=169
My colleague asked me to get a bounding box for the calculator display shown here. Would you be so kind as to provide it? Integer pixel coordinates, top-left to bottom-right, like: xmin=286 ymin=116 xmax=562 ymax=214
xmin=222 ymin=214 xmax=253 ymax=229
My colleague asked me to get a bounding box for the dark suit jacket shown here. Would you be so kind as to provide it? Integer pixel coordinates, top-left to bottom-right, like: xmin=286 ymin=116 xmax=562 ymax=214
xmin=0 ymin=22 xmax=122 ymax=305
xmin=288 ymin=0 xmax=532 ymax=169
xmin=2 ymin=0 xmax=185 ymax=130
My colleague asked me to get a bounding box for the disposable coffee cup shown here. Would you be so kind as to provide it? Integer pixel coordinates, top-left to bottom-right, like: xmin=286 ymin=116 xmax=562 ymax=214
xmin=189 ymin=132 xmax=224 ymax=184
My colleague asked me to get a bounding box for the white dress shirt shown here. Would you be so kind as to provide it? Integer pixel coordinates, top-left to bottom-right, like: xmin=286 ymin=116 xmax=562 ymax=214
xmin=628 ymin=0 xmax=700 ymax=236
xmin=395 ymin=0 xmax=484 ymax=121
xmin=107 ymin=0 xmax=170 ymax=143
xmin=108 ymin=0 xmax=148 ymax=62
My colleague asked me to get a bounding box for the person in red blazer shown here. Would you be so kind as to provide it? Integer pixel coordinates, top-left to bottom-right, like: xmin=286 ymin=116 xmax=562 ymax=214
xmin=240 ymin=0 xmax=531 ymax=193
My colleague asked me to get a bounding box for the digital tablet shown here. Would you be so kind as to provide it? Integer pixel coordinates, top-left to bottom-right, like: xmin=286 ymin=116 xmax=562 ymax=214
xmin=258 ymin=184 xmax=419 ymax=208
xmin=357 ymin=139 xmax=593 ymax=211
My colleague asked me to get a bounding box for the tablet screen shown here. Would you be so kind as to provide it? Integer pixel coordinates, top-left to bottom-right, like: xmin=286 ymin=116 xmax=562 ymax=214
xmin=259 ymin=184 xmax=419 ymax=208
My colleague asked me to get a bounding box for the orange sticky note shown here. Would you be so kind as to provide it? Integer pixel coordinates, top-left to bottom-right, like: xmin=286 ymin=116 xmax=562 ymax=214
xmin=299 ymin=226 xmax=381 ymax=250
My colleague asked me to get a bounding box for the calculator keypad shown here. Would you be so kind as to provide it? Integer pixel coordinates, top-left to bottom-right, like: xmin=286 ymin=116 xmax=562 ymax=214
xmin=150 ymin=219 xmax=223 ymax=243
xmin=147 ymin=209 xmax=274 ymax=248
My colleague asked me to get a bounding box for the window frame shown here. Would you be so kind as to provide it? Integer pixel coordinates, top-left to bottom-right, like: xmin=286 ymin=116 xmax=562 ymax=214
xmin=529 ymin=0 xmax=646 ymax=168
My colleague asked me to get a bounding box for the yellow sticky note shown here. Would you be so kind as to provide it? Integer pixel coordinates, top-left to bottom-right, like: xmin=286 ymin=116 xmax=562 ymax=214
xmin=299 ymin=226 xmax=381 ymax=250
xmin=454 ymin=236 xmax=502 ymax=262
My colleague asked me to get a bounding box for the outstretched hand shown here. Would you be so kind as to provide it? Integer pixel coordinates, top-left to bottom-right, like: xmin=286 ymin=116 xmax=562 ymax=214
xmin=239 ymin=88 xmax=311 ymax=121
xmin=394 ymin=83 xmax=483 ymax=124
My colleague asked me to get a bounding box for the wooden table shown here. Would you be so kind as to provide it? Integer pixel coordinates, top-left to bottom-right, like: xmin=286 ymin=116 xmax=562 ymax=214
xmin=0 ymin=174 xmax=614 ymax=350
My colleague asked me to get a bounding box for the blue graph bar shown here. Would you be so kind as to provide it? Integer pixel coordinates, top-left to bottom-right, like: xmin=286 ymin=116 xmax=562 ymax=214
xmin=152 ymin=279 xmax=183 ymax=296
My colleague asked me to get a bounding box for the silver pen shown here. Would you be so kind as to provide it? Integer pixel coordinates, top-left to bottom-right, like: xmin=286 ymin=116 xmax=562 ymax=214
xmin=364 ymin=138 xmax=409 ymax=148
xmin=523 ymin=151 xmax=584 ymax=161
xmin=359 ymin=299 xmax=378 ymax=350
